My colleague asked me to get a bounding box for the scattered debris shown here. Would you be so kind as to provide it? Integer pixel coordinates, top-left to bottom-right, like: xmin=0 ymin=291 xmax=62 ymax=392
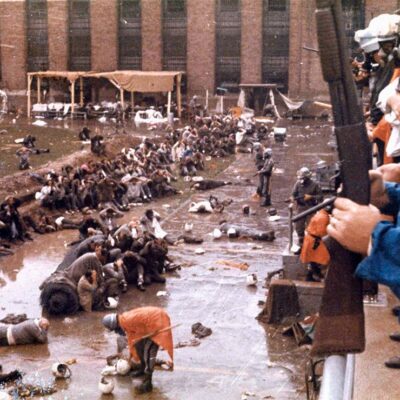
xmin=0 ymin=313 xmax=27 ymax=324
xmin=241 ymin=391 xmax=256 ymax=400
xmin=156 ymin=291 xmax=169 ymax=297
xmin=216 ymin=260 xmax=249 ymax=271
xmin=179 ymin=234 xmax=203 ymax=244
xmin=10 ymin=382 xmax=57 ymax=398
xmin=184 ymin=223 xmax=193 ymax=232
xmin=101 ymin=365 xmax=117 ymax=376
xmin=98 ymin=377 xmax=114 ymax=394
xmin=51 ymin=363 xmax=71 ymax=379
xmin=212 ymin=228 xmax=222 ymax=239
xmin=189 ymin=200 xmax=213 ymax=213
xmin=155 ymin=359 xmax=174 ymax=370
xmin=116 ymin=359 xmax=131 ymax=375
xmin=246 ymin=273 xmax=258 ymax=286
xmin=268 ymin=215 xmax=281 ymax=222
xmin=174 ymin=338 xmax=201 ymax=348
xmin=194 ymin=248 xmax=205 ymax=255
xmin=32 ymin=120 xmax=47 ymax=127
xmin=0 ymin=368 xmax=22 ymax=384
xmin=191 ymin=322 xmax=212 ymax=339
xmin=105 ymin=297 xmax=118 ymax=309
xmin=290 ymin=244 xmax=301 ymax=253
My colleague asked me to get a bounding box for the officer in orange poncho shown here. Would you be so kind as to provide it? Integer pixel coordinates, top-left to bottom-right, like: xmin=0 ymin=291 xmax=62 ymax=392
xmin=103 ymin=306 xmax=173 ymax=394
xmin=300 ymin=209 xmax=330 ymax=282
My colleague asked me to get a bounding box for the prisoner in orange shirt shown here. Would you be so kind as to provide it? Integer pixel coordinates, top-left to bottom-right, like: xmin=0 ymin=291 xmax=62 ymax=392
xmin=103 ymin=306 xmax=173 ymax=394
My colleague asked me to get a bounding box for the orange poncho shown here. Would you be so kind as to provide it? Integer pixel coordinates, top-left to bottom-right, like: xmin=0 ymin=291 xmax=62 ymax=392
xmin=300 ymin=209 xmax=330 ymax=266
xmin=118 ymin=307 xmax=173 ymax=363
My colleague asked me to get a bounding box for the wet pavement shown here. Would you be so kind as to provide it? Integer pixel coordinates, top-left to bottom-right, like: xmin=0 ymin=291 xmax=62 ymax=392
xmin=0 ymin=120 xmax=334 ymax=399
xmin=354 ymin=287 xmax=400 ymax=400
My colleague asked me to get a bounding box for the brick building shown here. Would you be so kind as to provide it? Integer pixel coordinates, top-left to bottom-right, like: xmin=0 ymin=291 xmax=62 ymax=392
xmin=0 ymin=0 xmax=399 ymax=111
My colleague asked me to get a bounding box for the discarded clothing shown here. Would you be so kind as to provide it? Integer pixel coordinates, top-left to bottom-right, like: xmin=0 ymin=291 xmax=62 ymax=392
xmin=215 ymin=260 xmax=249 ymax=271
xmin=174 ymin=338 xmax=201 ymax=348
xmin=191 ymin=322 xmax=212 ymax=339
xmin=188 ymin=200 xmax=213 ymax=213
xmin=0 ymin=368 xmax=22 ymax=384
xmin=220 ymin=223 xmax=275 ymax=241
xmin=178 ymin=234 xmax=203 ymax=244
xmin=0 ymin=314 xmax=27 ymax=325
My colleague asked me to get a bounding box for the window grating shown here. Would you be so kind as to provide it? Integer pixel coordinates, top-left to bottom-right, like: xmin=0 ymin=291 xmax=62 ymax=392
xmin=215 ymin=0 xmax=241 ymax=92
xmin=68 ymin=0 xmax=91 ymax=71
xmin=119 ymin=0 xmax=142 ymax=70
xmin=341 ymin=0 xmax=365 ymax=57
xmin=262 ymin=0 xmax=290 ymax=91
xmin=27 ymin=0 xmax=49 ymax=72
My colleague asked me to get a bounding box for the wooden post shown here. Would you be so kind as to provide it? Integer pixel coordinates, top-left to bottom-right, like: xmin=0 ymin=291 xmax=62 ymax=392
xmin=79 ymin=77 xmax=84 ymax=106
xmin=176 ymin=74 xmax=182 ymax=118
xmin=167 ymin=91 xmax=171 ymax=116
xmin=27 ymin=74 xmax=32 ymax=118
xmin=120 ymin=88 xmax=125 ymax=120
xmin=71 ymin=79 xmax=75 ymax=116
xmin=131 ymin=91 xmax=134 ymax=109
xmin=37 ymin=76 xmax=41 ymax=103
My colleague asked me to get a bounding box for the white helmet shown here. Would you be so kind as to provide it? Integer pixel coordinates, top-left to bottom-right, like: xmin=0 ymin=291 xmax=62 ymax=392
xmin=264 ymin=148 xmax=272 ymax=157
xmin=297 ymin=167 xmax=311 ymax=179
xmin=227 ymin=228 xmax=237 ymax=238
xmin=213 ymin=228 xmax=222 ymax=239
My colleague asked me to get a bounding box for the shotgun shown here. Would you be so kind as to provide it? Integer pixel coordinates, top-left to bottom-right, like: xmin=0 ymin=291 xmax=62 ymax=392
xmin=311 ymin=0 xmax=372 ymax=356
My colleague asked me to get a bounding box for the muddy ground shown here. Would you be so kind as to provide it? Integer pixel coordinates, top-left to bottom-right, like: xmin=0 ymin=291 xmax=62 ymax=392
xmin=0 ymin=119 xmax=334 ymax=399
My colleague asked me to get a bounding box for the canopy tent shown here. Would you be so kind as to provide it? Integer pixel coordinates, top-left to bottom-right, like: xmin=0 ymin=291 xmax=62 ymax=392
xmin=27 ymin=70 xmax=184 ymax=118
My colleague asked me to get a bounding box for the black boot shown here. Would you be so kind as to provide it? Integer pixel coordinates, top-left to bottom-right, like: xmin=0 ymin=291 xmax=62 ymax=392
xmin=305 ymin=269 xmax=316 ymax=282
xmin=150 ymin=271 xmax=166 ymax=284
xmin=131 ymin=368 xmax=145 ymax=378
xmin=136 ymin=372 xmax=153 ymax=394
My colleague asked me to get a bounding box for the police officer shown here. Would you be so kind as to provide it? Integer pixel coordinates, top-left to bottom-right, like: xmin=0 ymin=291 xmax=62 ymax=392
xmin=257 ymin=148 xmax=274 ymax=207
xmin=291 ymin=167 xmax=323 ymax=246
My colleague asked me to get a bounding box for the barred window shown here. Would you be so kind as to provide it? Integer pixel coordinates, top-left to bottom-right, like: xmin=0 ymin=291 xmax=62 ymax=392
xmin=268 ymin=0 xmax=286 ymax=11
xmin=219 ymin=0 xmax=240 ymax=12
xmin=162 ymin=0 xmax=187 ymax=73
xmin=341 ymin=0 xmax=365 ymax=56
xmin=165 ymin=0 xmax=185 ymax=14
xmin=69 ymin=0 xmax=91 ymax=71
xmin=119 ymin=0 xmax=142 ymax=70
xmin=262 ymin=0 xmax=290 ymax=91
xmin=215 ymin=0 xmax=241 ymax=92
xmin=26 ymin=0 xmax=49 ymax=72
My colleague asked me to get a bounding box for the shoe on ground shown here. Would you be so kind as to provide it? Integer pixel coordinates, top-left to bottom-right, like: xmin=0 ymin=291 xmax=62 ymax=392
xmin=389 ymin=333 xmax=400 ymax=342
xmin=306 ymin=274 xmax=318 ymax=283
xmin=136 ymin=379 xmax=153 ymax=394
xmin=131 ymin=369 xmax=145 ymax=378
xmin=385 ymin=356 xmax=400 ymax=369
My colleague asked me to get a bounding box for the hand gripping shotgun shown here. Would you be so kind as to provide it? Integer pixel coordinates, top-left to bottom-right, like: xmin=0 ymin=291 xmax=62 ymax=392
xmin=311 ymin=0 xmax=372 ymax=356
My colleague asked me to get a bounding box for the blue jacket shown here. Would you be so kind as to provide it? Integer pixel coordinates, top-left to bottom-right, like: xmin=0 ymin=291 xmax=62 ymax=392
xmin=356 ymin=182 xmax=400 ymax=298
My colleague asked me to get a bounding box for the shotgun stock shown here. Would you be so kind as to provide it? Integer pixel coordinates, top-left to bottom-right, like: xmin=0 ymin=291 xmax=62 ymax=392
xmin=312 ymin=0 xmax=372 ymax=356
